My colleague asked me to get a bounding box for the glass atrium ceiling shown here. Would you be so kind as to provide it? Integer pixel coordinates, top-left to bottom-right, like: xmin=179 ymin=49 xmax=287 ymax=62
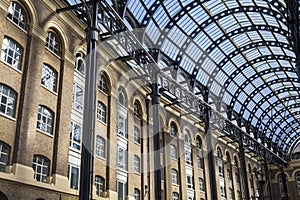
xmin=62 ymin=0 xmax=300 ymax=155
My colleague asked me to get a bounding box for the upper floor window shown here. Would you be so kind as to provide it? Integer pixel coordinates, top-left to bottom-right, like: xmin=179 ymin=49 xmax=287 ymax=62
xmin=220 ymin=185 xmax=226 ymax=198
xmin=134 ymin=126 xmax=140 ymax=144
xmin=117 ymin=146 xmax=127 ymax=170
xmin=99 ymin=73 xmax=107 ymax=94
xmin=97 ymin=101 xmax=106 ymax=123
xmin=197 ymin=156 xmax=203 ymax=169
xmin=118 ymin=115 xmax=127 ymax=138
xmin=70 ymin=121 xmax=81 ymax=150
xmin=196 ymin=136 xmax=202 ymax=149
xmin=199 ymin=178 xmax=205 ymax=191
xmin=75 ymin=52 xmax=85 ymax=76
xmin=185 ymin=147 xmax=192 ymax=165
xmin=229 ymin=188 xmax=233 ymax=200
xmin=32 ymin=155 xmax=50 ymax=182
xmin=0 ymin=141 xmax=10 ymax=172
xmin=172 ymin=169 xmax=178 ymax=184
xmin=170 ymin=144 xmax=177 ymax=159
xmin=72 ymin=83 xmax=83 ymax=111
xmin=118 ymin=91 xmax=126 ymax=106
xmin=186 ymin=175 xmax=193 ymax=189
xmin=96 ymin=136 xmax=105 ymax=159
xmin=134 ymin=101 xmax=141 ymax=119
xmin=7 ymin=2 xmax=27 ymax=30
xmin=134 ymin=188 xmax=140 ymax=200
xmin=0 ymin=84 xmax=17 ymax=118
xmin=95 ymin=175 xmax=105 ymax=197
xmin=69 ymin=164 xmax=79 ymax=189
xmin=1 ymin=37 xmax=23 ymax=70
xmin=134 ymin=155 xmax=140 ymax=174
xmin=36 ymin=106 xmax=54 ymax=135
xmin=45 ymin=31 xmax=61 ymax=56
xmin=217 ymin=148 xmax=224 ymax=177
xmin=170 ymin=122 xmax=177 ymax=137
xmin=184 ymin=130 xmax=191 ymax=145
xmin=41 ymin=64 xmax=57 ymax=92
xmin=172 ymin=192 xmax=179 ymax=200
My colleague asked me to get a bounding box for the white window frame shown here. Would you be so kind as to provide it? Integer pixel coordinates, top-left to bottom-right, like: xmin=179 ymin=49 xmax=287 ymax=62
xmin=117 ymin=181 xmax=127 ymax=200
xmin=75 ymin=53 xmax=85 ymax=76
xmin=7 ymin=2 xmax=27 ymax=30
xmin=95 ymin=175 xmax=105 ymax=197
xmin=1 ymin=37 xmax=22 ymax=70
xmin=41 ymin=64 xmax=57 ymax=92
xmin=33 ymin=155 xmax=49 ymax=183
xmin=170 ymin=145 xmax=177 ymax=160
xmin=118 ymin=114 xmax=127 ymax=138
xmin=70 ymin=121 xmax=81 ymax=151
xmin=134 ymin=188 xmax=140 ymax=200
xmin=36 ymin=106 xmax=54 ymax=135
xmin=0 ymin=84 xmax=16 ymax=118
xmin=96 ymin=136 xmax=106 ymax=159
xmin=72 ymin=83 xmax=84 ymax=111
xmin=134 ymin=155 xmax=140 ymax=174
xmin=45 ymin=31 xmax=60 ymax=56
xmin=97 ymin=101 xmax=106 ymax=123
xmin=172 ymin=192 xmax=179 ymax=200
xmin=98 ymin=73 xmax=107 ymax=94
xmin=117 ymin=146 xmax=127 ymax=170
xmin=185 ymin=146 xmax=192 ymax=165
xmin=172 ymin=169 xmax=178 ymax=185
xmin=69 ymin=164 xmax=79 ymax=190
xmin=0 ymin=142 xmax=10 ymax=172
xmin=134 ymin=126 xmax=140 ymax=144
xmin=186 ymin=175 xmax=193 ymax=189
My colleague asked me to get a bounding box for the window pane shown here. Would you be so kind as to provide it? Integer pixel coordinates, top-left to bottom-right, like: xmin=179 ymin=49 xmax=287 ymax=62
xmin=7 ymin=2 xmax=27 ymax=30
xmin=0 ymin=84 xmax=17 ymax=117
xmin=1 ymin=37 xmax=23 ymax=70
xmin=41 ymin=64 xmax=57 ymax=92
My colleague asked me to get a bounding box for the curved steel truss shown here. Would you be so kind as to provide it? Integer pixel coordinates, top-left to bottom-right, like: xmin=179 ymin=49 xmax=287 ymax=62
xmin=61 ymin=0 xmax=300 ymax=161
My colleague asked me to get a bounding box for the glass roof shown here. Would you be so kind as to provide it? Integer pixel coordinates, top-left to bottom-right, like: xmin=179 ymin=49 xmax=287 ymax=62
xmin=62 ymin=0 xmax=300 ymax=155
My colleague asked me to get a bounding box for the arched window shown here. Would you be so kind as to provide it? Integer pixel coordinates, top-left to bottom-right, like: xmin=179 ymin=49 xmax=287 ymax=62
xmin=95 ymin=175 xmax=105 ymax=197
xmin=118 ymin=91 xmax=126 ymax=106
xmin=7 ymin=2 xmax=27 ymax=30
xmin=45 ymin=31 xmax=61 ymax=56
xmin=41 ymin=63 xmax=57 ymax=92
xmin=196 ymin=136 xmax=202 ymax=149
xmin=199 ymin=178 xmax=205 ymax=191
xmin=134 ymin=155 xmax=140 ymax=174
xmin=32 ymin=155 xmax=50 ymax=182
xmin=0 ymin=141 xmax=10 ymax=172
xmin=134 ymin=188 xmax=140 ymax=200
xmin=75 ymin=52 xmax=85 ymax=76
xmin=98 ymin=73 xmax=108 ymax=94
xmin=1 ymin=36 xmax=23 ymax=70
xmin=117 ymin=90 xmax=127 ymax=138
xmin=226 ymin=152 xmax=232 ymax=180
xmin=36 ymin=106 xmax=54 ymax=135
xmin=170 ymin=122 xmax=177 ymax=137
xmin=234 ymin=157 xmax=240 ymax=184
xmin=184 ymin=129 xmax=191 ymax=145
xmin=133 ymin=101 xmax=141 ymax=119
xmin=217 ymin=148 xmax=224 ymax=177
xmin=97 ymin=101 xmax=106 ymax=123
xmin=171 ymin=169 xmax=178 ymax=184
xmin=0 ymin=84 xmax=17 ymax=118
xmin=70 ymin=120 xmax=81 ymax=150
xmin=170 ymin=144 xmax=177 ymax=159
xmin=96 ymin=136 xmax=105 ymax=159
xmin=172 ymin=192 xmax=179 ymax=200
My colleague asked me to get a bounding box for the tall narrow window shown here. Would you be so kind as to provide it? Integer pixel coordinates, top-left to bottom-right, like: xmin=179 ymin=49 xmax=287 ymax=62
xmin=184 ymin=130 xmax=192 ymax=165
xmin=196 ymin=136 xmax=202 ymax=149
xmin=32 ymin=155 xmax=50 ymax=182
xmin=41 ymin=64 xmax=57 ymax=92
xmin=296 ymin=173 xmax=300 ymax=194
xmin=186 ymin=175 xmax=193 ymax=189
xmin=229 ymin=188 xmax=233 ymax=200
xmin=170 ymin=122 xmax=177 ymax=137
xmin=36 ymin=106 xmax=54 ymax=135
xmin=75 ymin=52 xmax=85 ymax=76
xmin=172 ymin=169 xmax=178 ymax=184
xmin=117 ymin=146 xmax=127 ymax=170
xmin=1 ymin=37 xmax=23 ymax=70
xmin=134 ymin=155 xmax=140 ymax=174
xmin=217 ymin=148 xmax=224 ymax=177
xmin=0 ymin=84 xmax=17 ymax=118
xmin=197 ymin=156 xmax=203 ymax=169
xmin=98 ymin=73 xmax=107 ymax=94
xmin=170 ymin=145 xmax=177 ymax=159
xmin=134 ymin=101 xmax=141 ymax=119
xmin=7 ymin=2 xmax=27 ymax=30
xmin=70 ymin=121 xmax=81 ymax=150
xmin=0 ymin=142 xmax=10 ymax=172
xmin=72 ymin=83 xmax=83 ymax=111
xmin=134 ymin=188 xmax=140 ymax=200
xmin=117 ymin=181 xmax=127 ymax=200
xmin=95 ymin=176 xmax=105 ymax=197
xmin=199 ymin=178 xmax=205 ymax=191
xmin=134 ymin=126 xmax=140 ymax=144
xmin=96 ymin=136 xmax=105 ymax=159
xmin=97 ymin=101 xmax=106 ymax=123
xmin=69 ymin=165 xmax=79 ymax=189
xmin=118 ymin=115 xmax=127 ymax=138
xmin=45 ymin=31 xmax=61 ymax=56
